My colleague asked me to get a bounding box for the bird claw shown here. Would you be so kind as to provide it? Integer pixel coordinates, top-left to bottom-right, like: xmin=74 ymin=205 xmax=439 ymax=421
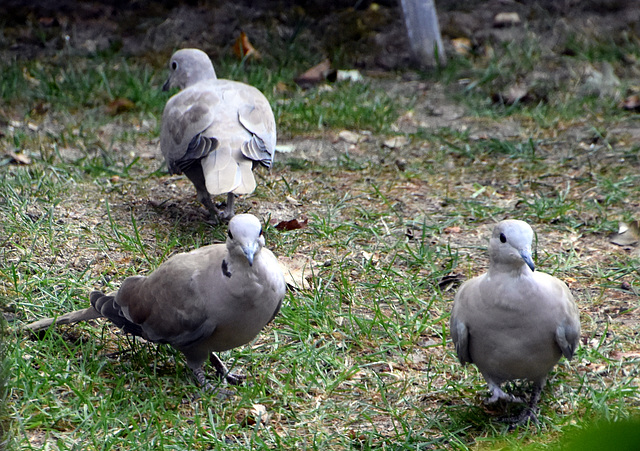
xmin=192 ymin=367 xmax=240 ymax=398
xmin=202 ymin=384 xmax=235 ymax=399
xmin=224 ymin=372 xmax=246 ymax=386
xmin=218 ymin=210 xmax=234 ymax=222
xmin=213 ymin=364 xmax=245 ymax=385
xmin=209 ymin=352 xmax=245 ymax=386
xmin=206 ymin=212 xmax=222 ymax=225
xmin=485 ymin=387 xmax=525 ymax=405
xmin=485 ymin=393 xmax=525 ymax=405
xmin=203 ymin=206 xmax=232 ymax=225
xmin=219 ymin=193 xmax=236 ymax=222
xmin=200 ymin=192 xmax=235 ymax=223
xmin=501 ymin=407 xmax=540 ymax=427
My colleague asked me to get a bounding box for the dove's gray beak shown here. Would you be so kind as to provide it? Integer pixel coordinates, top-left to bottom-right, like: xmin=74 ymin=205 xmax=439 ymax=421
xmin=520 ymin=249 xmax=535 ymax=272
xmin=243 ymin=244 xmax=258 ymax=266
xmin=162 ymin=78 xmax=171 ymax=92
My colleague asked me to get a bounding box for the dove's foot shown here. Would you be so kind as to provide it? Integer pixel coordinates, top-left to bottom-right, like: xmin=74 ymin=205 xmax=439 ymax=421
xmin=501 ymin=407 xmax=540 ymax=427
xmin=485 ymin=382 xmax=525 ymax=405
xmin=218 ymin=192 xmax=236 ymax=222
xmin=191 ymin=367 xmax=235 ymax=399
xmin=210 ymin=352 xmax=246 ymax=386
xmin=200 ymin=198 xmax=222 ymax=224
xmin=497 ymin=383 xmax=543 ymax=426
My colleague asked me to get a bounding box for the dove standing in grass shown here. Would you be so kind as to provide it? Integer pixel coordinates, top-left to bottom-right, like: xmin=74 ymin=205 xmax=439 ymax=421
xmin=450 ymin=219 xmax=580 ymax=424
xmin=26 ymin=214 xmax=286 ymax=388
xmin=160 ymin=48 xmax=276 ymax=222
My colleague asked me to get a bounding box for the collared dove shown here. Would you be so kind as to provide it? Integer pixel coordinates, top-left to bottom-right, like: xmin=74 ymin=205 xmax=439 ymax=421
xmin=26 ymin=214 xmax=286 ymax=388
xmin=160 ymin=48 xmax=277 ymax=222
xmin=450 ymin=219 xmax=580 ymax=424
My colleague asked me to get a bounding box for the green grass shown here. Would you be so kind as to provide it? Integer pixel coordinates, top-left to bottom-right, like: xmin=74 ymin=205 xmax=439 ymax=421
xmin=2 ymin=14 xmax=640 ymax=451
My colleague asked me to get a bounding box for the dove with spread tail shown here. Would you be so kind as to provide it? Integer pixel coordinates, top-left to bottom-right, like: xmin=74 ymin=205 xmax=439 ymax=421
xmin=160 ymin=48 xmax=276 ymax=222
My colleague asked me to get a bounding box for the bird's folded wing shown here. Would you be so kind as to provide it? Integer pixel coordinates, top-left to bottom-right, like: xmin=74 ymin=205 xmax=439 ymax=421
xmin=451 ymin=317 xmax=471 ymax=364
xmin=236 ymin=88 xmax=276 ymax=166
xmin=160 ymin=86 xmax=222 ymax=172
xmin=554 ymin=284 xmax=581 ymax=360
xmin=450 ymin=281 xmax=475 ymax=365
xmin=116 ymin=246 xmax=225 ymax=346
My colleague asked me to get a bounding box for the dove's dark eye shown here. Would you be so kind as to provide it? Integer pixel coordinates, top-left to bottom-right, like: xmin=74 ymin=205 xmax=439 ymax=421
xmin=259 ymin=227 xmax=263 ymax=236
xmin=171 ymin=61 xmax=178 ymax=70
xmin=228 ymin=229 xmax=234 ymax=240
xmin=499 ymin=233 xmax=507 ymax=243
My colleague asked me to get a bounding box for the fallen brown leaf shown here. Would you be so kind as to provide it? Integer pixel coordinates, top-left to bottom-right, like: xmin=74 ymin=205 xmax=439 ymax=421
xmin=233 ymin=31 xmax=261 ymax=61
xmin=30 ymin=102 xmax=49 ymax=116
xmin=609 ymin=350 xmax=640 ymax=361
xmin=383 ymin=136 xmax=409 ymax=149
xmin=246 ymin=403 xmax=270 ymax=426
xmin=452 ymin=37 xmax=472 ymax=56
xmin=275 ymin=217 xmax=308 ymax=231
xmin=493 ymin=12 xmax=521 ymax=28
xmin=361 ymin=251 xmax=379 ymax=264
xmin=6 ymin=151 xmax=32 ymax=165
xmin=278 ymin=254 xmax=315 ymax=290
xmin=493 ymin=83 xmax=530 ymax=105
xmin=338 ymin=130 xmax=362 ymax=144
xmin=38 ymin=17 xmax=58 ymax=27
xmin=106 ymin=98 xmax=135 ymax=115
xmin=294 ymin=59 xmax=336 ymax=88
xmin=619 ymin=94 xmax=640 ymax=111
xmin=609 ymin=221 xmax=640 ymax=246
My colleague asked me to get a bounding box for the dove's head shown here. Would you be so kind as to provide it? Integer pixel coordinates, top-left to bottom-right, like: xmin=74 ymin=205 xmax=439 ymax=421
xmin=163 ymin=48 xmax=217 ymax=91
xmin=489 ymin=220 xmax=535 ymax=272
xmin=226 ymin=214 xmax=265 ymax=266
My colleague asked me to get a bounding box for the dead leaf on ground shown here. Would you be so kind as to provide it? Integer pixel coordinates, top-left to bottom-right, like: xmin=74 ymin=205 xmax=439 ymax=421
xmin=294 ymin=59 xmax=337 ymax=88
xmin=106 ymin=98 xmax=135 ymax=115
xmin=30 ymin=102 xmax=49 ymax=116
xmin=242 ymin=403 xmax=270 ymax=427
xmin=361 ymin=251 xmax=379 ymax=265
xmin=38 ymin=16 xmax=59 ymax=27
xmin=233 ymin=31 xmax=261 ymax=61
xmin=493 ymin=12 xmax=521 ymax=28
xmin=22 ymin=68 xmax=40 ymax=87
xmin=279 ymin=254 xmax=315 ymax=290
xmin=336 ymin=70 xmax=364 ymax=83
xmin=338 ymin=130 xmax=362 ymax=144
xmin=609 ymin=350 xmax=640 ymax=361
xmin=609 ymin=221 xmax=640 ymax=246
xmin=5 ymin=151 xmax=32 ymax=165
xmin=275 ymin=217 xmax=308 ymax=231
xmin=275 ymin=81 xmax=289 ymax=93
xmin=493 ymin=83 xmax=530 ymax=105
xmin=383 ymin=136 xmax=409 ymax=149
xmin=619 ymin=94 xmax=640 ymax=111
xmin=452 ymin=37 xmax=472 ymax=56
xmin=285 ymin=195 xmax=302 ymax=206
